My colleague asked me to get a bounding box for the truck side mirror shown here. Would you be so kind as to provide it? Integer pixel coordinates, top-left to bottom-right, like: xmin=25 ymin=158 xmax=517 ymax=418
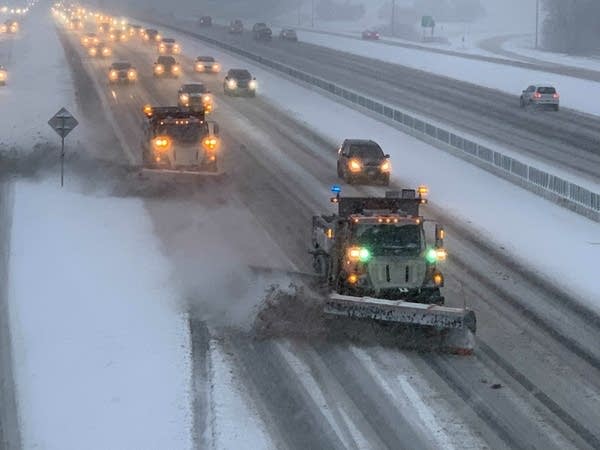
xmin=435 ymin=224 xmax=445 ymax=248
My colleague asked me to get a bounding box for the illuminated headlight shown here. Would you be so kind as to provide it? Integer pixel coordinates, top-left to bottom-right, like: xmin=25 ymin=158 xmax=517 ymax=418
xmin=89 ymin=47 xmax=97 ymax=56
xmin=380 ymin=160 xmax=391 ymax=172
xmin=348 ymin=159 xmax=362 ymax=172
xmin=173 ymin=45 xmax=180 ymax=53
xmin=155 ymin=34 xmax=161 ymax=41
xmin=158 ymin=45 xmax=165 ymax=53
xmin=154 ymin=64 xmax=164 ymax=74
xmin=202 ymin=95 xmax=211 ymax=103
xmin=202 ymin=136 xmax=219 ymax=150
xmin=144 ymin=34 xmax=149 ymax=41
xmin=227 ymin=79 xmax=237 ymax=89
xmin=195 ymin=63 xmax=204 ymax=72
xmin=248 ymin=79 xmax=257 ymax=90
xmin=109 ymin=70 xmax=118 ymax=80
xmin=172 ymin=65 xmax=180 ymax=73
xmin=179 ymin=93 xmax=190 ymax=104
xmin=0 ymin=71 xmax=6 ymax=81
xmin=0 ymin=25 xmax=6 ymax=33
xmin=153 ymin=136 xmax=171 ymax=150
xmin=102 ymin=47 xmax=111 ymax=56
xmin=347 ymin=246 xmax=371 ymax=262
xmin=127 ymin=69 xmax=137 ymax=80
xmin=212 ymin=64 xmax=220 ymax=72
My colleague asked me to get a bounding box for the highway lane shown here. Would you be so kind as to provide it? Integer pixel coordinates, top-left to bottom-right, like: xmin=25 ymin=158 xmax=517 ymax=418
xmin=150 ymin=18 xmax=600 ymax=183
xmin=59 ymin=22 xmax=600 ymax=449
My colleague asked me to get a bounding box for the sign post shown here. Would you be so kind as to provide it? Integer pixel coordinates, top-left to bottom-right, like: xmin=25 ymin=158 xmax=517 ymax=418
xmin=48 ymin=107 xmax=78 ymax=187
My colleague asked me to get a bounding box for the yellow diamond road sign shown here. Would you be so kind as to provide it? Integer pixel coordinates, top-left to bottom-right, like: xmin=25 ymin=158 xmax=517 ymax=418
xmin=48 ymin=107 xmax=79 ymax=138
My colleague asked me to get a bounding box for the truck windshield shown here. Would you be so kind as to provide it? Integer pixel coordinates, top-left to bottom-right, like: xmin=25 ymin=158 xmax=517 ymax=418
xmin=354 ymin=224 xmax=422 ymax=256
xmin=156 ymin=124 xmax=203 ymax=143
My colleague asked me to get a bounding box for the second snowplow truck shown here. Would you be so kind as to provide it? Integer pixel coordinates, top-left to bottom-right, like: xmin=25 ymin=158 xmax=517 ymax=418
xmin=142 ymin=105 xmax=220 ymax=174
xmin=310 ymin=186 xmax=476 ymax=353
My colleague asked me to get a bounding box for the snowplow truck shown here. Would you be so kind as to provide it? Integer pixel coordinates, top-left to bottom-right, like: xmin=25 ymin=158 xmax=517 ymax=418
xmin=310 ymin=186 xmax=476 ymax=353
xmin=142 ymin=105 xmax=220 ymax=173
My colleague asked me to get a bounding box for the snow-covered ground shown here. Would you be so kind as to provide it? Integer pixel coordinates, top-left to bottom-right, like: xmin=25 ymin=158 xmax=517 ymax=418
xmin=292 ymin=30 xmax=600 ymax=117
xmin=170 ymin=30 xmax=600 ymax=312
xmin=8 ymin=181 xmax=193 ymax=450
xmin=2 ymin=9 xmax=196 ymax=449
xmin=503 ymin=35 xmax=600 ymax=71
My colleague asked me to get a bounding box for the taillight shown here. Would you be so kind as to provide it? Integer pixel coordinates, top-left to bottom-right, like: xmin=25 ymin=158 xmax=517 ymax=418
xmin=533 ymin=92 xmax=541 ymax=99
xmin=553 ymin=93 xmax=560 ymax=99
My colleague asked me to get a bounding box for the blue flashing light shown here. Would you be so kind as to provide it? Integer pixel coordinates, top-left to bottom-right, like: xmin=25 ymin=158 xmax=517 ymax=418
xmin=331 ymin=185 xmax=341 ymax=194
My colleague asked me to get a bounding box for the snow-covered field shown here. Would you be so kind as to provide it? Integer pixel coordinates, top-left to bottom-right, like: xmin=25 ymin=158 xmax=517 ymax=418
xmin=171 ymin=30 xmax=600 ymax=312
xmin=8 ymin=181 xmax=193 ymax=450
xmin=2 ymin=9 xmax=195 ymax=449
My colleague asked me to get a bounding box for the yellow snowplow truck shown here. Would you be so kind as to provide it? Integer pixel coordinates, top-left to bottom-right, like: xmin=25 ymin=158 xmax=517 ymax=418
xmin=310 ymin=186 xmax=476 ymax=353
xmin=142 ymin=106 xmax=220 ymax=174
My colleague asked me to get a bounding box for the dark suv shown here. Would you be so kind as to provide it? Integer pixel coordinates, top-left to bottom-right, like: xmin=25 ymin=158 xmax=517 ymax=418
xmin=252 ymin=23 xmax=272 ymax=41
xmin=336 ymin=139 xmax=391 ymax=185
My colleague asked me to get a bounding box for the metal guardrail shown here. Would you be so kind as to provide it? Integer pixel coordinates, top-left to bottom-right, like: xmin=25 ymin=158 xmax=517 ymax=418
xmin=159 ymin=21 xmax=600 ymax=221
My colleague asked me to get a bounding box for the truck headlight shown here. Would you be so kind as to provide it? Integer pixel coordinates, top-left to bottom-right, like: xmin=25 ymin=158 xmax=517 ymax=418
xmin=179 ymin=93 xmax=189 ymax=104
xmin=348 ymin=159 xmax=362 ymax=172
xmin=249 ymin=79 xmax=257 ymax=90
xmin=153 ymin=136 xmax=171 ymax=151
xmin=380 ymin=160 xmax=391 ymax=172
xmin=347 ymin=246 xmax=370 ymax=262
xmin=202 ymin=136 xmax=219 ymax=150
xmin=202 ymin=95 xmax=211 ymax=103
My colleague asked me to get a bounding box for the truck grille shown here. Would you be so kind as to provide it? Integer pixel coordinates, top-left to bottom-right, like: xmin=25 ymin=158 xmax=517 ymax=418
xmin=367 ymin=259 xmax=426 ymax=289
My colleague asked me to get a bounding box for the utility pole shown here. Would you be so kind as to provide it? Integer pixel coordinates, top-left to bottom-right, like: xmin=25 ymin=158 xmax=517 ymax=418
xmin=311 ymin=0 xmax=314 ymax=28
xmin=391 ymin=0 xmax=395 ymax=36
xmin=535 ymin=0 xmax=539 ymax=48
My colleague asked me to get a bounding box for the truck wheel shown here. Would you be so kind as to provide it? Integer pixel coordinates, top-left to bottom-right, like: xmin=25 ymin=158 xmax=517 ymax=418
xmin=554 ymin=104 xmax=560 ymax=112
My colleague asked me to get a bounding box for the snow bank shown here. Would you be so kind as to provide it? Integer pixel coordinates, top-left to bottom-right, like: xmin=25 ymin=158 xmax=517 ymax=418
xmin=8 ymin=180 xmax=192 ymax=450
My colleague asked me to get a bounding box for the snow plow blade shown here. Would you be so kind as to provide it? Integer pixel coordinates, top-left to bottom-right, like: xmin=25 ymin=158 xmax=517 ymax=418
xmin=325 ymin=293 xmax=476 ymax=354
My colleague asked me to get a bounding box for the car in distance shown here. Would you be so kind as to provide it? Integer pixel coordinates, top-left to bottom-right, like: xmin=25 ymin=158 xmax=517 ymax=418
xmin=520 ymin=84 xmax=560 ymax=111
xmin=279 ymin=28 xmax=298 ymax=41
xmin=336 ymin=139 xmax=391 ymax=185
xmin=362 ymin=29 xmax=380 ymax=40
xmin=108 ymin=61 xmax=138 ymax=84
xmin=194 ymin=56 xmax=220 ymax=73
xmin=223 ymin=69 xmax=257 ymax=97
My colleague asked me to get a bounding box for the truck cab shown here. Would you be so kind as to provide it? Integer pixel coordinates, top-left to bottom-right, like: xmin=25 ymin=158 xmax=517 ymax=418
xmin=142 ymin=106 xmax=220 ymax=172
xmin=312 ymin=188 xmax=445 ymax=304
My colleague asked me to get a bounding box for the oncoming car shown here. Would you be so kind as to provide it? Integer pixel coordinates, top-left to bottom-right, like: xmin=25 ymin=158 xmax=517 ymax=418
xmin=223 ymin=69 xmax=257 ymax=97
xmin=108 ymin=61 xmax=138 ymax=84
xmin=198 ymin=16 xmax=212 ymax=27
xmin=194 ymin=56 xmax=220 ymax=73
xmin=520 ymin=84 xmax=560 ymax=111
xmin=177 ymin=83 xmax=213 ymax=113
xmin=88 ymin=42 xmax=112 ymax=58
xmin=336 ymin=139 xmax=391 ymax=185
xmin=158 ymin=38 xmax=181 ymax=55
xmin=109 ymin=29 xmax=127 ymax=42
xmin=144 ymin=28 xmax=161 ymax=43
xmin=154 ymin=56 xmax=181 ymax=78
xmin=81 ymin=32 xmax=99 ymax=47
